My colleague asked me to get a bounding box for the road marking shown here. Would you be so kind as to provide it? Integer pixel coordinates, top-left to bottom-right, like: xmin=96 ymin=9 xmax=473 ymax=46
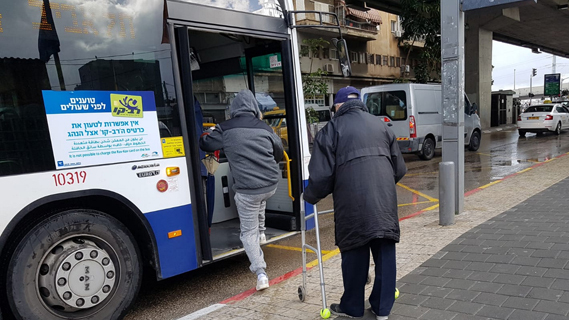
xmin=397 ymin=183 xmax=438 ymax=202
xmin=399 ymin=203 xmax=440 ymax=221
xmin=267 ymin=244 xmax=331 ymax=254
xmin=405 ymin=171 xmax=438 ymax=177
xmin=477 ymin=152 xmax=493 ymax=157
xmin=176 ymin=303 xmax=225 ymax=320
xmin=398 ymin=200 xmax=437 ymax=207
xmin=478 ymin=180 xmax=502 ymax=189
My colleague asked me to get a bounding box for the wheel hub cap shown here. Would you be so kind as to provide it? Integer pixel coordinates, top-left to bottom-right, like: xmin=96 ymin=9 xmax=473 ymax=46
xmin=38 ymin=239 xmax=117 ymax=312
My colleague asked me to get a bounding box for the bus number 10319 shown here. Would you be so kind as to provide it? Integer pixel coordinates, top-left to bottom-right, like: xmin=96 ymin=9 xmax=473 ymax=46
xmin=52 ymin=171 xmax=87 ymax=186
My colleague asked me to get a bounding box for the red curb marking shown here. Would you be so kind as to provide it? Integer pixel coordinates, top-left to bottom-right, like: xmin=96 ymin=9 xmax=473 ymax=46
xmin=218 ymin=153 xmax=569 ymax=305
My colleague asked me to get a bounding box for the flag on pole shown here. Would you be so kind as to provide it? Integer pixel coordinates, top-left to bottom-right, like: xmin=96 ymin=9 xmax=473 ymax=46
xmin=38 ymin=0 xmax=60 ymax=63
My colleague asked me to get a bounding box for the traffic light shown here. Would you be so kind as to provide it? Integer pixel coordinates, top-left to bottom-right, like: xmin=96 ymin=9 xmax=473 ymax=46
xmin=532 ymin=68 xmax=537 ymax=77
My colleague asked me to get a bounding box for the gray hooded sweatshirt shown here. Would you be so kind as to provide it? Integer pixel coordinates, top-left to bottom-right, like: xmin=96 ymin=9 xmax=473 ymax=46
xmin=199 ymin=90 xmax=284 ymax=195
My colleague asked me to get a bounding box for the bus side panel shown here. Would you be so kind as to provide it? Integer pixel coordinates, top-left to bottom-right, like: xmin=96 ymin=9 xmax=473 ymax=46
xmin=145 ymin=204 xmax=198 ymax=279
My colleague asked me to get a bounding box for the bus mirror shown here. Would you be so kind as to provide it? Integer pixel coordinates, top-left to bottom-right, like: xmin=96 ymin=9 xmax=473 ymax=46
xmin=332 ymin=38 xmax=351 ymax=77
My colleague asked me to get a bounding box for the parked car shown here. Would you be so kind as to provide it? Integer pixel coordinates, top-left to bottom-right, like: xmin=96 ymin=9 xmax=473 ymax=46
xmin=517 ymin=104 xmax=569 ymax=136
xmin=360 ymin=83 xmax=482 ymax=160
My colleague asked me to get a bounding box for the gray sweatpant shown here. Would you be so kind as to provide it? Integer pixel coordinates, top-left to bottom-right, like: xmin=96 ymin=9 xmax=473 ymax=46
xmin=234 ymin=188 xmax=276 ymax=275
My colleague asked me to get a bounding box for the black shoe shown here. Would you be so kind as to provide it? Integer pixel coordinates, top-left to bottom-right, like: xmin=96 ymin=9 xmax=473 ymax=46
xmin=330 ymin=303 xmax=361 ymax=318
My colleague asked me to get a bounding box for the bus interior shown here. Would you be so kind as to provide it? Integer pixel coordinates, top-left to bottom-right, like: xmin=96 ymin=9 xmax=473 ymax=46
xmin=186 ymin=29 xmax=299 ymax=259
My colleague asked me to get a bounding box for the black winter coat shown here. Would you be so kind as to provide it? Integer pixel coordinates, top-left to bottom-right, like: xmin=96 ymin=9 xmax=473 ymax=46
xmin=304 ymin=99 xmax=407 ymax=252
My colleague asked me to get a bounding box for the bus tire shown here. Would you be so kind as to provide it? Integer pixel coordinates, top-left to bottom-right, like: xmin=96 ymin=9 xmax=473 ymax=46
xmin=6 ymin=209 xmax=141 ymax=320
xmin=418 ymin=137 xmax=435 ymax=160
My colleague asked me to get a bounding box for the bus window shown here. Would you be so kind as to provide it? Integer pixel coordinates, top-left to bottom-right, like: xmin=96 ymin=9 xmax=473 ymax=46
xmin=0 ymin=0 xmax=182 ymax=177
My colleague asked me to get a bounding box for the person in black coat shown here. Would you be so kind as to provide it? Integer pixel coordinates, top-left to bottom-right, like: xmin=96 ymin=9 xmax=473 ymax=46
xmin=304 ymin=86 xmax=407 ymax=319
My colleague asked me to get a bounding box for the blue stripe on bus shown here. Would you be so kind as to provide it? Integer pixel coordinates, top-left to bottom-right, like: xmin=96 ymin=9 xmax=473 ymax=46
xmin=303 ymin=180 xmax=315 ymax=230
xmin=145 ymin=204 xmax=198 ymax=279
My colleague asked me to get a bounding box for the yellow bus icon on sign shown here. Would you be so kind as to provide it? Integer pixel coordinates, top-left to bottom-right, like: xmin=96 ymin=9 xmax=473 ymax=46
xmin=111 ymin=94 xmax=143 ymax=118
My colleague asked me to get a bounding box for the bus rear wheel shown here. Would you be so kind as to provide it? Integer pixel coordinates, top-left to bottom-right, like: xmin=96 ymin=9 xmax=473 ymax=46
xmin=6 ymin=209 xmax=141 ymax=320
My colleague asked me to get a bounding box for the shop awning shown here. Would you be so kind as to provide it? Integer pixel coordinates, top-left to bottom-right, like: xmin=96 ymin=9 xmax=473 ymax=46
xmin=345 ymin=7 xmax=382 ymax=24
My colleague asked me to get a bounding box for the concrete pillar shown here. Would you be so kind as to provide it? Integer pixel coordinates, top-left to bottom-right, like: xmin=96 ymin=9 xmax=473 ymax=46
xmin=465 ymin=27 xmax=493 ymax=129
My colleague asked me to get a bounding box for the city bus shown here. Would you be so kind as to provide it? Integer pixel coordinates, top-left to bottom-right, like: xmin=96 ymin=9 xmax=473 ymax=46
xmin=0 ymin=0 xmax=350 ymax=319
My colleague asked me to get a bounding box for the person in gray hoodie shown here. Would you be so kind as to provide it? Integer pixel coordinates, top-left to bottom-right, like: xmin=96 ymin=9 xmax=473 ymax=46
xmin=200 ymin=89 xmax=283 ymax=291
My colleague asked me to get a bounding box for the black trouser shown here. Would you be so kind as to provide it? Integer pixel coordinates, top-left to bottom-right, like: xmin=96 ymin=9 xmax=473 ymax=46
xmin=339 ymin=238 xmax=396 ymax=317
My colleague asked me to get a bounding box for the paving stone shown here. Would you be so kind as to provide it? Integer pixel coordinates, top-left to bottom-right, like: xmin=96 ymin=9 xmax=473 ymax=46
xmin=510 ymin=256 xmax=541 ymax=267
xmin=466 ymin=271 xmax=499 ymax=282
xmin=506 ymin=309 xmax=548 ymax=320
xmin=469 ymin=281 xmax=504 ymax=294
xmin=515 ymin=266 xmax=548 ymax=277
xmin=465 ymin=262 xmax=496 ymax=272
xmin=520 ymin=276 xmax=554 ymax=288
xmin=418 ymin=309 xmax=458 ymax=320
xmin=501 ymin=296 xmax=539 ymax=311
xmin=419 ymin=297 xmax=455 ymax=310
xmin=475 ymin=305 xmax=514 ymax=319
xmin=493 ymin=274 xmax=526 ymax=285
xmin=443 ymin=279 xmax=476 ymax=290
xmin=419 ymin=286 xmax=453 ymax=298
xmin=444 ymin=289 xmax=480 ymax=302
xmin=442 ymin=260 xmax=471 ymax=270
xmin=496 ymin=284 xmax=533 ymax=297
xmin=446 ymin=301 xmax=484 ymax=315
xmin=467 ymin=292 xmax=502 ymax=307
xmin=421 ymin=277 xmax=451 ymax=287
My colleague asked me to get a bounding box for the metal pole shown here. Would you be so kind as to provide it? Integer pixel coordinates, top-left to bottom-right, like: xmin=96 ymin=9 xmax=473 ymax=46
xmin=553 ymin=55 xmax=557 ymax=74
xmin=514 ymin=69 xmax=516 ymax=90
xmin=439 ymin=162 xmax=456 ymax=225
xmin=441 ymin=0 xmax=465 ymax=214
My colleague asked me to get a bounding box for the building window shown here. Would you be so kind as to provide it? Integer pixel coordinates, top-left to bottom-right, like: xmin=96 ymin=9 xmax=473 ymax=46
xmin=375 ymin=54 xmax=381 ymax=65
xmin=390 ymin=56 xmax=395 ymax=67
xmin=383 ymin=55 xmax=388 ymax=66
xmin=391 ymin=20 xmax=397 ymax=32
xmin=300 ymin=45 xmax=309 ymax=57
xmin=322 ymin=48 xmax=330 ymax=59
xmin=350 ymin=51 xmax=358 ymax=63
xmin=313 ymin=2 xmax=332 ymax=23
xmin=359 ymin=52 xmax=366 ymax=64
xmin=368 ymin=54 xmax=374 ymax=65
xmin=305 ymin=95 xmax=325 ymax=106
xmin=396 ymin=57 xmax=401 ymax=67
xmin=330 ymin=49 xmax=338 ymax=60
xmin=313 ymin=48 xmax=320 ymax=58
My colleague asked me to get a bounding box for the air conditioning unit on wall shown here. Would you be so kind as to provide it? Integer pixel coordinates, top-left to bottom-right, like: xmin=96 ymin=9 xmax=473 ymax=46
xmin=394 ymin=30 xmax=402 ymax=38
xmin=323 ymin=64 xmax=334 ymax=72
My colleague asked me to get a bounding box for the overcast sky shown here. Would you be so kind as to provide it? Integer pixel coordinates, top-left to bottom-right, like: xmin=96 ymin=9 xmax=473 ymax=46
xmin=492 ymin=41 xmax=569 ymax=91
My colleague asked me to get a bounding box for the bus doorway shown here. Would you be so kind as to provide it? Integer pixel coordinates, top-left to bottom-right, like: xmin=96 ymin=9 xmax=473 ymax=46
xmin=177 ymin=28 xmax=301 ymax=261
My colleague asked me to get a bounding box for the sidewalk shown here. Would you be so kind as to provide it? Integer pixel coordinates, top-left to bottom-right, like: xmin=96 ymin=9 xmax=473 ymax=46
xmin=482 ymin=124 xmax=517 ymax=134
xmin=196 ymin=152 xmax=569 ymax=320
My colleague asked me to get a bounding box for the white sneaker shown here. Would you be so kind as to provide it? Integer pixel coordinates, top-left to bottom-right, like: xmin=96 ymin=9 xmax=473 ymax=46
xmin=259 ymin=233 xmax=267 ymax=244
xmin=256 ymin=273 xmax=269 ymax=291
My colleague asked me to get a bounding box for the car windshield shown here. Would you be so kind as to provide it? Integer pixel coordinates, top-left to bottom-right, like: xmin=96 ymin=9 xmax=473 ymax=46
xmin=524 ymin=106 xmax=553 ymax=113
xmin=264 ymin=116 xmax=283 ymax=127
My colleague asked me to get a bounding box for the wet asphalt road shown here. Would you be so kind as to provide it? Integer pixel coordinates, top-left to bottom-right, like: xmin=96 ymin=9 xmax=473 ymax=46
xmin=124 ymin=127 xmax=569 ymax=320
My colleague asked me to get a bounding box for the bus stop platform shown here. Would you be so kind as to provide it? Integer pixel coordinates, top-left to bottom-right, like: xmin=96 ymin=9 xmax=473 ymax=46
xmin=193 ymin=153 xmax=569 ymax=320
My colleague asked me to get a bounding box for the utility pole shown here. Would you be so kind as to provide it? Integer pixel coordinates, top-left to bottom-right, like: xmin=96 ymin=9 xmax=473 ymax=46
xmin=441 ymin=0 xmax=465 ymax=214
xmin=553 ymin=55 xmax=557 ymax=74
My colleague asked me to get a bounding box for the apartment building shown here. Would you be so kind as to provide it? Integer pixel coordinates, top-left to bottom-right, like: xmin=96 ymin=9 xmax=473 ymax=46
xmin=294 ymin=0 xmax=422 ymax=106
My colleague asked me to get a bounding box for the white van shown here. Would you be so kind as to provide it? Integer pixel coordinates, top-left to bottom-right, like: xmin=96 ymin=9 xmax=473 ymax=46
xmin=361 ymin=83 xmax=482 ymax=160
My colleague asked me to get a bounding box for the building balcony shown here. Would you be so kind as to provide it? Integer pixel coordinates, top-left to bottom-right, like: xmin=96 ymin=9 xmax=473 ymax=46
xmin=294 ymin=7 xmax=379 ymax=41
